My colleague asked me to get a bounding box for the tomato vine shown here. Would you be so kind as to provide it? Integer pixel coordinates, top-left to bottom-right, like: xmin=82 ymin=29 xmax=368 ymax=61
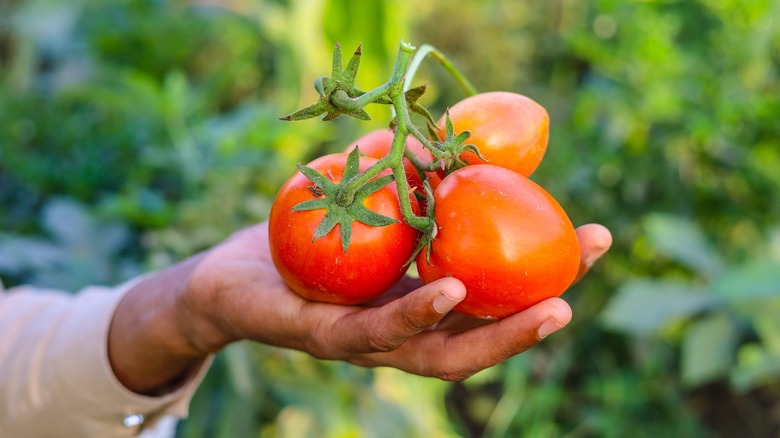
xmin=280 ymin=41 xmax=480 ymax=254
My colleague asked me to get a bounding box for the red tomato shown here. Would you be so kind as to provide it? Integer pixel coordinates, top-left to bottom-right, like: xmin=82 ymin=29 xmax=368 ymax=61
xmin=416 ymin=165 xmax=579 ymax=319
xmin=345 ymin=129 xmax=442 ymax=194
xmin=269 ymin=153 xmax=421 ymax=304
xmin=437 ymin=91 xmax=549 ymax=177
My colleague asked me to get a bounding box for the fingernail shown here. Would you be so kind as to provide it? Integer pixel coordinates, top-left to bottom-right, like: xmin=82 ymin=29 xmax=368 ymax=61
xmin=583 ymin=254 xmax=596 ymax=270
xmin=584 ymin=246 xmax=608 ymax=269
xmin=537 ymin=319 xmax=564 ymax=339
xmin=433 ymin=292 xmax=462 ymax=314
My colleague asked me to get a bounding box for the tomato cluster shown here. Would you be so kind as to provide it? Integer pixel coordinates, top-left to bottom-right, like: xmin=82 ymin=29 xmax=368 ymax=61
xmin=269 ymin=91 xmax=580 ymax=318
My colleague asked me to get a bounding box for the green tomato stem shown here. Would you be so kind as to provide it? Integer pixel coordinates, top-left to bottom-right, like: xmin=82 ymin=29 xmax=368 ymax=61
xmin=334 ymin=43 xmax=417 ymax=207
xmin=331 ymin=83 xmax=392 ymax=110
xmin=335 ymin=43 xmax=433 ymax=231
xmin=388 ymin=86 xmax=432 ymax=231
xmin=391 ymin=163 xmax=430 ymax=231
xmin=403 ymin=147 xmax=438 ymax=173
xmin=404 ymin=44 xmax=478 ymax=97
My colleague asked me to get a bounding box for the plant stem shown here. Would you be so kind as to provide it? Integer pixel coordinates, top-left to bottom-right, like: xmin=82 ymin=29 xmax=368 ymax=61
xmin=404 ymin=44 xmax=478 ymax=97
xmin=335 ymin=42 xmax=433 ymax=231
xmin=331 ymin=83 xmax=392 ymax=110
xmin=334 ymin=43 xmax=416 ymax=206
xmin=389 ymin=86 xmax=432 ymax=231
xmin=403 ymin=147 xmax=439 ymax=173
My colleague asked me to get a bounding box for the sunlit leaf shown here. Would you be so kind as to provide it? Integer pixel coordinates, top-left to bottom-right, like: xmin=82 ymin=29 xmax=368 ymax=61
xmin=600 ymin=279 xmax=715 ymax=335
xmin=712 ymin=260 xmax=780 ymax=302
xmin=644 ymin=214 xmax=722 ymax=277
xmin=681 ymin=313 xmax=738 ymax=387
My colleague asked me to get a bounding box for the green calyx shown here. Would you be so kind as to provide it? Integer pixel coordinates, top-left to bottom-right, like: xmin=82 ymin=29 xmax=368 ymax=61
xmin=428 ymin=110 xmax=485 ymax=175
xmin=293 ymin=148 xmax=398 ymax=253
xmin=279 ymin=40 xmax=480 ymax=254
xmin=279 ymin=43 xmax=391 ymax=122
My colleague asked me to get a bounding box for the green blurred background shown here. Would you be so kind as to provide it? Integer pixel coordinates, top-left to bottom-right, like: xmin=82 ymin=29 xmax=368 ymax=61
xmin=2 ymin=0 xmax=780 ymax=436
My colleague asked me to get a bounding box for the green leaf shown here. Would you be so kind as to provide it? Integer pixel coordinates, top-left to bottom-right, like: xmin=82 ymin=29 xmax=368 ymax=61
xmin=600 ymin=279 xmax=716 ymax=335
xmin=680 ymin=312 xmax=738 ymax=387
xmin=753 ymin=308 xmax=780 ymax=355
xmin=712 ymin=260 xmax=780 ymax=303
xmin=644 ymin=214 xmax=722 ymax=277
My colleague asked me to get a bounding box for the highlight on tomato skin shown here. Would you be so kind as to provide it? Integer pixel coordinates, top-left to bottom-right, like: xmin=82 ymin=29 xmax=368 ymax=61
xmin=437 ymin=91 xmax=550 ymax=177
xmin=416 ymin=164 xmax=580 ymax=319
xmin=268 ymin=153 xmax=421 ymax=305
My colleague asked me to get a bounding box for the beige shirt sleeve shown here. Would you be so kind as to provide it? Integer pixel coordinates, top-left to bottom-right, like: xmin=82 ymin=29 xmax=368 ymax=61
xmin=0 ymin=279 xmax=213 ymax=437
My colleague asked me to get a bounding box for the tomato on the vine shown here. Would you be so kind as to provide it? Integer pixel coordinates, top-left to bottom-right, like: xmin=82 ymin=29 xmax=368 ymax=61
xmin=437 ymin=91 xmax=549 ymax=177
xmin=416 ymin=164 xmax=580 ymax=319
xmin=345 ymin=129 xmax=441 ymax=193
xmin=269 ymin=153 xmax=421 ymax=305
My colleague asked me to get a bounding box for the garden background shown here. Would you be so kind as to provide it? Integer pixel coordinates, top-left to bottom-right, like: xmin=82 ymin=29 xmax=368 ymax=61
xmin=1 ymin=0 xmax=779 ymax=436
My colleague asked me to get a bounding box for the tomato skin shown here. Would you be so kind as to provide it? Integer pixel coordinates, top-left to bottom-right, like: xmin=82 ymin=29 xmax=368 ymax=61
xmin=345 ymin=129 xmax=442 ymax=194
xmin=437 ymin=91 xmax=549 ymax=177
xmin=269 ymin=153 xmax=421 ymax=305
xmin=416 ymin=165 xmax=579 ymax=319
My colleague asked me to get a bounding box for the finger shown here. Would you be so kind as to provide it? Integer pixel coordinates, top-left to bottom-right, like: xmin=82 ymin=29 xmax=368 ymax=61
xmin=432 ymin=311 xmax=493 ymax=333
xmin=574 ymin=223 xmax=612 ymax=283
xmin=325 ymin=277 xmax=466 ymax=356
xmin=366 ymin=275 xmax=424 ymax=307
xmin=351 ymin=297 xmax=572 ymax=381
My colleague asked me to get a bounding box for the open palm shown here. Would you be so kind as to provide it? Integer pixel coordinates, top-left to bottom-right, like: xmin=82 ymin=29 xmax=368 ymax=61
xmin=182 ymin=220 xmax=611 ymax=381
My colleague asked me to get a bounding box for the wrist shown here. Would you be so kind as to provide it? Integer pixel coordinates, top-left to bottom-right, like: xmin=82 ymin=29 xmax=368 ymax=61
xmin=108 ymin=254 xmax=215 ymax=394
xmin=174 ymin=252 xmax=242 ymax=355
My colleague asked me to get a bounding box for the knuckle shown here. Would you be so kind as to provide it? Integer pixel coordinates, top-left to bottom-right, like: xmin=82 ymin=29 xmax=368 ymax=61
xmin=399 ymin=309 xmax=432 ymax=333
xmin=430 ymin=365 xmax=473 ymax=382
xmin=365 ymin=328 xmax=401 ymax=352
xmin=422 ymin=351 xmax=474 ymax=382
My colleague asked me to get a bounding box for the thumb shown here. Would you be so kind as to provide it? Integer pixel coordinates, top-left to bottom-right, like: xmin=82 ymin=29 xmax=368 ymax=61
xmin=331 ymin=277 xmax=466 ymax=353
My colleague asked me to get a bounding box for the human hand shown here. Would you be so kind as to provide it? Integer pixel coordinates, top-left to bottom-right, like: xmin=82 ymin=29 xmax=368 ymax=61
xmin=178 ymin=221 xmax=612 ymax=380
xmin=109 ymin=220 xmax=611 ymax=393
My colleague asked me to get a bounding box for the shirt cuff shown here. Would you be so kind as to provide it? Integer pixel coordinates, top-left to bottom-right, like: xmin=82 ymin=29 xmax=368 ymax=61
xmin=45 ymin=279 xmax=213 ymax=435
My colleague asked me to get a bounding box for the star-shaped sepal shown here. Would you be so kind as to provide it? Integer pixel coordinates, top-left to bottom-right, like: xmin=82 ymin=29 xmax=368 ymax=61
xmin=292 ymin=148 xmax=398 ymax=253
xmin=280 ymin=43 xmax=390 ymax=122
xmin=427 ymin=110 xmax=486 ymax=174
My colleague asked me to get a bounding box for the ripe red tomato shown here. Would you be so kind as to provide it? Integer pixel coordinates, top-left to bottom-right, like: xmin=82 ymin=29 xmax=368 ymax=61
xmin=345 ymin=129 xmax=442 ymax=194
xmin=437 ymin=91 xmax=549 ymax=177
xmin=269 ymin=153 xmax=421 ymax=305
xmin=416 ymin=164 xmax=580 ymax=319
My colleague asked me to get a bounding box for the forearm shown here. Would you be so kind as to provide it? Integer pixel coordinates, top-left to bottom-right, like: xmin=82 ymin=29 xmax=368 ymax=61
xmin=107 ymin=254 xmax=213 ymax=395
xmin=0 ymin=281 xmax=212 ymax=436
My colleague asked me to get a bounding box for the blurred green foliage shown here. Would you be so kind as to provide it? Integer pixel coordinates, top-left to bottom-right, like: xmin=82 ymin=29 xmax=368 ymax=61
xmin=2 ymin=0 xmax=780 ymax=437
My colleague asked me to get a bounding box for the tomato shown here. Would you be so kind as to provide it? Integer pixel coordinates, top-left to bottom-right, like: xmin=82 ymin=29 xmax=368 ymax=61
xmin=437 ymin=91 xmax=549 ymax=177
xmin=345 ymin=129 xmax=442 ymax=194
xmin=269 ymin=153 xmax=421 ymax=305
xmin=416 ymin=164 xmax=579 ymax=319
